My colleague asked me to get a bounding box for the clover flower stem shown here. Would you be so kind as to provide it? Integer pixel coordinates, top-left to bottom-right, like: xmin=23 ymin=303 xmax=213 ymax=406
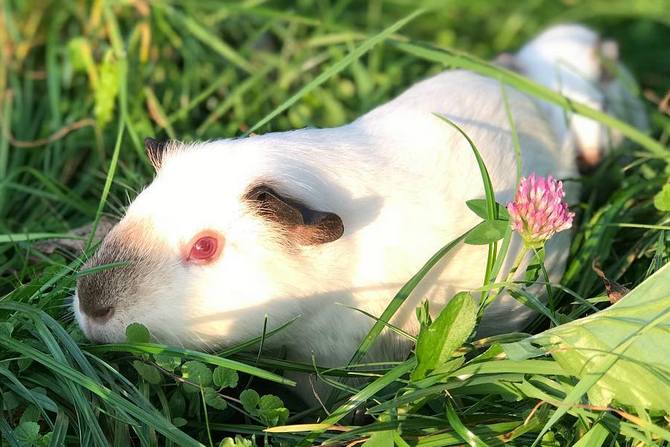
xmin=200 ymin=386 xmax=215 ymax=447
xmin=477 ymin=244 xmax=531 ymax=320
xmin=534 ymin=247 xmax=555 ymax=311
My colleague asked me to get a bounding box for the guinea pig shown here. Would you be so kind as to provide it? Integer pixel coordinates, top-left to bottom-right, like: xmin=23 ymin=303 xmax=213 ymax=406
xmin=498 ymin=24 xmax=648 ymax=169
xmin=74 ymin=71 xmax=578 ymax=397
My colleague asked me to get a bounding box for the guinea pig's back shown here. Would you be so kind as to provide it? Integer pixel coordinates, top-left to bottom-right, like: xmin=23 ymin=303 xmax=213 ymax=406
xmin=354 ymin=69 xmax=575 ymax=217
xmin=345 ymin=69 xmax=577 ymax=335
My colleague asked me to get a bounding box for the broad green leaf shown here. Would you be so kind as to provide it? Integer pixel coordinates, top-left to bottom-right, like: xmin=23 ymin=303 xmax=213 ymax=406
xmin=502 ymin=262 xmax=670 ymax=443
xmin=258 ymin=394 xmax=284 ymax=412
xmin=132 ymin=361 xmax=162 ymax=385
xmin=39 ymin=432 xmax=53 ymax=447
xmin=239 ymin=389 xmax=260 ymax=413
xmin=653 ymin=183 xmax=670 ymax=211
xmin=19 ymin=405 xmax=40 ymax=425
xmin=466 ymin=199 xmax=509 ymax=221
xmin=260 ymin=407 xmax=289 ymax=427
xmin=573 ymin=423 xmax=609 ymax=447
xmin=154 ymin=354 xmax=181 ymax=372
xmin=213 ymin=367 xmax=239 ymax=389
xmin=258 ymin=395 xmax=289 ymax=426
xmin=182 ymin=383 xmax=199 ymax=395
xmin=464 ymin=220 xmax=508 ymax=245
xmin=502 ymin=340 xmax=545 ymax=361
xmin=238 ymin=390 xmax=287 ymax=426
xmin=203 ymin=388 xmax=228 ymax=410
xmin=181 ymin=361 xmax=212 ymax=387
xmin=1 ymin=391 xmax=20 ymax=411
xmin=411 ymin=357 xmax=465 ymax=389
xmin=412 ymin=292 xmax=476 ymax=380
xmin=362 ymin=430 xmax=394 ymax=447
xmin=172 ymin=417 xmax=187 ymax=428
xmin=415 ymin=300 xmax=432 ymax=329
xmin=13 ymin=421 xmax=40 ymax=446
xmin=125 ymin=323 xmax=150 ymax=343
xmin=169 ymin=390 xmax=186 ymax=417
xmin=219 ymin=436 xmax=254 ymax=447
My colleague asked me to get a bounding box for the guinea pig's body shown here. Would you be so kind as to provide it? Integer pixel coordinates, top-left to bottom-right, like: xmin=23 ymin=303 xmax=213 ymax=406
xmin=75 ymin=68 xmax=578 ymax=394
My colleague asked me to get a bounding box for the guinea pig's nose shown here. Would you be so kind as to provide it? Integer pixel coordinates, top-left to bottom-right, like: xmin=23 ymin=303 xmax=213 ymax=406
xmin=84 ymin=305 xmax=115 ymax=323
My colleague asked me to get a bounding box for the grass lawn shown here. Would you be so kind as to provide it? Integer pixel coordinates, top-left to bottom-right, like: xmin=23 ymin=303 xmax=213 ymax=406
xmin=1 ymin=1 xmax=670 ymax=446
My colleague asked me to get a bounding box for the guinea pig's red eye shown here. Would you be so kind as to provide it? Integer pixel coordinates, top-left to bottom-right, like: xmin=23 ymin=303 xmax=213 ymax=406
xmin=186 ymin=233 xmax=222 ymax=264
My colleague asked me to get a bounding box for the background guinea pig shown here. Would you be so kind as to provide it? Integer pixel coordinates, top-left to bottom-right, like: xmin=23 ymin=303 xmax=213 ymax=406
xmin=74 ymin=68 xmax=578 ymax=400
xmin=497 ymin=24 xmax=648 ymax=170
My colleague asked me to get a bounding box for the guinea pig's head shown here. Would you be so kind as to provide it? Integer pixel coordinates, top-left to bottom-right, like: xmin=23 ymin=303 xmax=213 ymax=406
xmin=74 ymin=138 xmax=344 ymax=347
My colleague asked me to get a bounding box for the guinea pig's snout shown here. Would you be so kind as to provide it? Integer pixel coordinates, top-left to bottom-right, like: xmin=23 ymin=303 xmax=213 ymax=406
xmin=76 ymin=226 xmax=147 ymax=333
xmin=79 ymin=300 xmax=115 ymax=323
xmin=76 ymin=270 xmax=119 ymax=326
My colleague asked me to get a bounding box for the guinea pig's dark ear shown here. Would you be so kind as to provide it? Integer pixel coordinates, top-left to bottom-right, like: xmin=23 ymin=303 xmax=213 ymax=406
xmin=245 ymin=185 xmax=344 ymax=245
xmin=144 ymin=137 xmax=168 ymax=171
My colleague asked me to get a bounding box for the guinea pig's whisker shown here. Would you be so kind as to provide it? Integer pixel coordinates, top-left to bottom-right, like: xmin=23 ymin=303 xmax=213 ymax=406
xmin=60 ymin=313 xmax=75 ymax=324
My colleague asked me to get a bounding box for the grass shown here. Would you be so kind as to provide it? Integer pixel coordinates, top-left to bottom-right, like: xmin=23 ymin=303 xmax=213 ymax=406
xmin=1 ymin=0 xmax=670 ymax=446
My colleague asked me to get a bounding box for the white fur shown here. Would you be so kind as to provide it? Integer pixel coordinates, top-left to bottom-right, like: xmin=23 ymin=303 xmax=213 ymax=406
xmin=512 ymin=24 xmax=647 ymax=166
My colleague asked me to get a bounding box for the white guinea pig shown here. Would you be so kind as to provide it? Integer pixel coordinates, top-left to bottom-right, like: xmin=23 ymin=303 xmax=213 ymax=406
xmin=499 ymin=24 xmax=648 ymax=169
xmin=75 ymin=57 xmax=585 ymax=395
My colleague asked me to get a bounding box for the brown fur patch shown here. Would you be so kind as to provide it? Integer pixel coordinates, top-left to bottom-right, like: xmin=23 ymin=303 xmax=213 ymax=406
xmin=144 ymin=138 xmax=182 ymax=171
xmin=77 ymin=219 xmax=165 ymax=319
xmin=244 ymin=184 xmax=344 ymax=246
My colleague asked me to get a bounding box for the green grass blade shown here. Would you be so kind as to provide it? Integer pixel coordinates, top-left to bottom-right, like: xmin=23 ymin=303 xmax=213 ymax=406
xmin=344 ymin=230 xmax=470 ymax=368
xmin=86 ymin=7 xmax=128 ymax=250
xmin=0 ymin=233 xmax=80 ymax=243
xmin=298 ymin=359 xmax=415 ymax=447
xmin=572 ymin=422 xmax=610 ymax=447
xmin=445 ymin=398 xmax=490 ymax=447
xmin=85 ymin=343 xmax=295 ymax=386
xmin=161 ymin=5 xmax=253 ymax=73
xmin=0 ymin=418 xmax=21 ymax=447
xmin=48 ymin=412 xmax=70 ymax=447
xmin=394 ymin=41 xmax=668 ymax=158
xmin=247 ymin=8 xmax=425 ymax=134
xmin=0 ymin=336 xmax=205 ymax=447
xmin=433 ymin=113 xmax=500 ymax=284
